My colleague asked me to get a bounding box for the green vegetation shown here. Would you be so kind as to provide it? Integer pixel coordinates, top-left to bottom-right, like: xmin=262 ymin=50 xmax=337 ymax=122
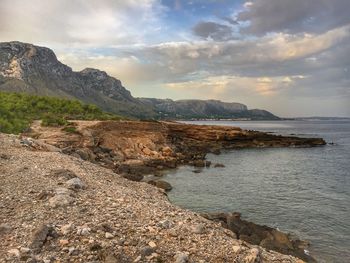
xmin=0 ymin=91 xmax=122 ymax=134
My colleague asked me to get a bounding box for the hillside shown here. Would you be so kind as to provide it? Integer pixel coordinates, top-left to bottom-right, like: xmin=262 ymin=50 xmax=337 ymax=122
xmin=0 ymin=41 xmax=279 ymax=120
xmin=0 ymin=91 xmax=120 ymax=134
xmin=140 ymin=98 xmax=279 ymax=120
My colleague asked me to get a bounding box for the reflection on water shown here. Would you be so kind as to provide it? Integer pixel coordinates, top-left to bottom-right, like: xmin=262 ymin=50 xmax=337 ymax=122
xmin=166 ymin=120 xmax=350 ymax=263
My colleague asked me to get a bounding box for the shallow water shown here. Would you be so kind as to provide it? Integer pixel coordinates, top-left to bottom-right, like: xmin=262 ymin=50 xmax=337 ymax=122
xmin=165 ymin=120 xmax=350 ymax=263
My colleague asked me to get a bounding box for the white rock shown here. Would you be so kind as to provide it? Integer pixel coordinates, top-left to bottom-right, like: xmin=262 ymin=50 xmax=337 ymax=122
xmin=7 ymin=249 xmax=20 ymax=258
xmin=105 ymin=232 xmax=114 ymax=239
xmin=174 ymin=252 xmax=188 ymax=263
xmin=148 ymin=241 xmax=157 ymax=248
xmin=66 ymin=177 xmax=85 ymax=189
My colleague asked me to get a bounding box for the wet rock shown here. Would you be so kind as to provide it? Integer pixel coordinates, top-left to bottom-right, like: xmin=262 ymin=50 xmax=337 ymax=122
xmin=122 ymin=173 xmax=144 ymax=182
xmin=148 ymin=180 xmax=172 ymax=191
xmin=192 ymin=169 xmax=202 ymax=173
xmin=193 ymin=160 xmax=205 ymax=167
xmin=214 ymin=163 xmax=225 ymax=168
xmin=205 ymin=160 xmax=211 ymax=167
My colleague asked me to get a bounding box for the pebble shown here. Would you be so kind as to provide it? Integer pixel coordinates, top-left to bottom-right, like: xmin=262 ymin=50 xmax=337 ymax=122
xmin=105 ymin=232 xmax=114 ymax=239
xmin=192 ymin=224 xmax=205 ymax=234
xmin=66 ymin=177 xmax=85 ymax=189
xmin=148 ymin=241 xmax=157 ymax=248
xmin=174 ymin=252 xmax=188 ymax=263
xmin=59 ymin=239 xmax=69 ymax=246
xmin=140 ymin=246 xmax=154 ymax=257
xmin=7 ymin=248 xmax=20 ymax=258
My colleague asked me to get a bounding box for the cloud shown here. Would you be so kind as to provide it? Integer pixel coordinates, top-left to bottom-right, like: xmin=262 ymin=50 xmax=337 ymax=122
xmin=192 ymin=21 xmax=235 ymax=41
xmin=0 ymin=0 xmax=164 ymax=46
xmin=237 ymin=0 xmax=350 ymax=35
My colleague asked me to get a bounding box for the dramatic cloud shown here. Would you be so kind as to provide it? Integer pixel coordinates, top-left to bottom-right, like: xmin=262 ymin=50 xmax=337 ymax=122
xmin=192 ymin=21 xmax=235 ymax=41
xmin=0 ymin=0 xmax=164 ymax=46
xmin=237 ymin=0 xmax=350 ymax=35
xmin=0 ymin=0 xmax=349 ymax=116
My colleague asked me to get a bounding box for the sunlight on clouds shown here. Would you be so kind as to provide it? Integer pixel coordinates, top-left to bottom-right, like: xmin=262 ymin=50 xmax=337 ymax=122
xmin=165 ymin=75 xmax=299 ymax=98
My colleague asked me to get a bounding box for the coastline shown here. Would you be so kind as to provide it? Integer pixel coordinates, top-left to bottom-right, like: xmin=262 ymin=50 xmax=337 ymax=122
xmin=0 ymin=119 xmax=326 ymax=261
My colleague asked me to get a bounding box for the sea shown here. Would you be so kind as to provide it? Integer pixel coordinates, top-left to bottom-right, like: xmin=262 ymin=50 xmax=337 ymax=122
xmin=163 ymin=120 xmax=350 ymax=263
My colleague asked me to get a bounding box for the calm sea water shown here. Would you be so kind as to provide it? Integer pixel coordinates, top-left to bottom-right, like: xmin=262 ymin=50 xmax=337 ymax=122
xmin=164 ymin=120 xmax=350 ymax=263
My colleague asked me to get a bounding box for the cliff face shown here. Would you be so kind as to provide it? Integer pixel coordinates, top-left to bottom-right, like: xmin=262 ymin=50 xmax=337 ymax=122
xmin=0 ymin=41 xmax=279 ymax=120
xmin=139 ymin=98 xmax=276 ymax=120
xmin=0 ymin=41 xmax=155 ymax=118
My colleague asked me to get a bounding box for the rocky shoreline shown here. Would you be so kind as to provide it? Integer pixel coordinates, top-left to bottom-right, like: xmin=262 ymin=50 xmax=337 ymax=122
xmin=25 ymin=120 xmax=325 ymax=182
xmin=1 ymin=120 xmax=325 ymax=262
xmin=1 ymin=132 xmax=307 ymax=263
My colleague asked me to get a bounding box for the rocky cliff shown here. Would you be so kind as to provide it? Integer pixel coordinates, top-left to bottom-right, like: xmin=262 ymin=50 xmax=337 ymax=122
xmin=0 ymin=41 xmax=155 ymax=118
xmin=0 ymin=41 xmax=279 ymax=120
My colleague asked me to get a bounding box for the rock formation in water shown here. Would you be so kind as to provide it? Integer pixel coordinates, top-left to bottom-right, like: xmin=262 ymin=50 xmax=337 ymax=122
xmin=24 ymin=120 xmax=326 ymax=182
xmin=0 ymin=41 xmax=279 ymax=120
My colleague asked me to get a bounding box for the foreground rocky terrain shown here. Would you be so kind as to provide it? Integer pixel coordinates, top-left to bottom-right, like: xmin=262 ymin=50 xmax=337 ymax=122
xmin=0 ymin=133 xmax=306 ymax=262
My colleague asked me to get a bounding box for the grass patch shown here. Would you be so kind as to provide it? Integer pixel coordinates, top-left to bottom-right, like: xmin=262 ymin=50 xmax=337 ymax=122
xmin=0 ymin=91 xmax=123 ymax=134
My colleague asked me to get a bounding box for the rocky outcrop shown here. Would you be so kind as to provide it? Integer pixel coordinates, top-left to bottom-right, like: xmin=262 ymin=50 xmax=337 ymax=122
xmin=24 ymin=120 xmax=326 ymax=180
xmin=139 ymin=98 xmax=280 ymax=120
xmin=0 ymin=41 xmax=279 ymax=120
xmin=0 ymin=41 xmax=155 ymax=118
xmin=0 ymin=133 xmax=304 ymax=262
xmin=201 ymin=212 xmax=316 ymax=262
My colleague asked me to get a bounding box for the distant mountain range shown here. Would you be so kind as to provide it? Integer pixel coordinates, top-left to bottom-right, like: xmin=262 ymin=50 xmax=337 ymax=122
xmin=0 ymin=41 xmax=279 ymax=120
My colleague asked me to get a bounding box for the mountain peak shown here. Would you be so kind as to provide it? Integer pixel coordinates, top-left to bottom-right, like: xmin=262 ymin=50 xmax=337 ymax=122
xmin=0 ymin=41 xmax=279 ymax=120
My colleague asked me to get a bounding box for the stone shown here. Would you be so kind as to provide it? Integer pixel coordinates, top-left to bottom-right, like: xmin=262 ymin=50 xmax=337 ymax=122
xmin=49 ymin=169 xmax=76 ymax=180
xmin=7 ymin=248 xmax=20 ymax=258
xmin=161 ymin=146 xmax=173 ymax=156
xmin=140 ymin=246 xmax=154 ymax=257
xmin=0 ymin=223 xmax=11 ymax=235
xmin=271 ymin=229 xmax=294 ymax=250
xmin=193 ymin=160 xmax=205 ymax=167
xmin=76 ymin=149 xmax=90 ymax=160
xmin=60 ymin=223 xmax=73 ymax=235
xmin=30 ymin=225 xmax=55 ymax=252
xmin=19 ymin=247 xmax=31 ymax=254
xmin=65 ymin=177 xmax=85 ymax=189
xmin=105 ymin=232 xmax=114 ymax=239
xmin=174 ymin=252 xmax=188 ymax=263
xmin=214 ymin=163 xmax=225 ymax=168
xmin=148 ymin=180 xmax=172 ymax=191
xmin=191 ymin=224 xmax=205 ymax=234
xmin=148 ymin=241 xmax=157 ymax=248
xmin=244 ymin=248 xmax=260 ymax=263
xmin=77 ymin=227 xmax=91 ymax=236
xmin=59 ymin=239 xmax=69 ymax=246
xmin=49 ymin=193 xmax=73 ymax=208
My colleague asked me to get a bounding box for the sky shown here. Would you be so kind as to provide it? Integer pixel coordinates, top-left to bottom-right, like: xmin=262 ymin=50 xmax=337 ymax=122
xmin=0 ymin=0 xmax=349 ymax=117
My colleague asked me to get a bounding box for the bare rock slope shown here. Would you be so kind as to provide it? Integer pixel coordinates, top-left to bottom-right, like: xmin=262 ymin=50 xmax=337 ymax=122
xmin=0 ymin=133 xmax=305 ymax=262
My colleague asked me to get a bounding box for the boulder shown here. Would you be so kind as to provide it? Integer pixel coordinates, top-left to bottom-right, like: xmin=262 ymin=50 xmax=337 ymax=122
xmin=148 ymin=180 xmax=172 ymax=191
